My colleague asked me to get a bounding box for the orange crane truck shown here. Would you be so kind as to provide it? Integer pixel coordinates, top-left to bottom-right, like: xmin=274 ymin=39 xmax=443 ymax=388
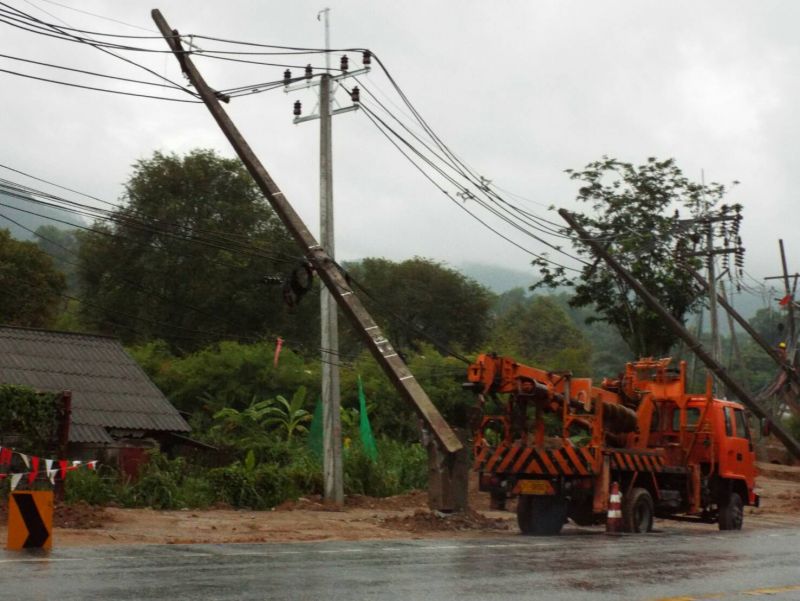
xmin=466 ymin=354 xmax=759 ymax=535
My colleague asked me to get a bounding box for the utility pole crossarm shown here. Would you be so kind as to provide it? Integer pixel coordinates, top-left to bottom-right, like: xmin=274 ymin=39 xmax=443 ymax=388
xmin=559 ymin=208 xmax=800 ymax=459
xmin=151 ymin=9 xmax=462 ymax=454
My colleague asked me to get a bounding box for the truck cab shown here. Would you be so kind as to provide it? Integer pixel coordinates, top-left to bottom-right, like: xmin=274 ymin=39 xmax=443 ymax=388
xmin=642 ymin=395 xmax=758 ymax=527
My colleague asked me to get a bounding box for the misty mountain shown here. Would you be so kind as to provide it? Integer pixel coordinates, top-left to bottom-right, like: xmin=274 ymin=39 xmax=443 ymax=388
xmin=0 ymin=190 xmax=86 ymax=240
xmin=457 ymin=262 xmax=538 ymax=294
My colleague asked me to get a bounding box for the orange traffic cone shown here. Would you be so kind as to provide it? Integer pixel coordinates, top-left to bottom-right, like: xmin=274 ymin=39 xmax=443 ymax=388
xmin=606 ymin=481 xmax=622 ymax=535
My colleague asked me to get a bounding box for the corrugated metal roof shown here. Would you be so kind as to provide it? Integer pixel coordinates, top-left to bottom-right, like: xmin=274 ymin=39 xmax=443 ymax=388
xmin=0 ymin=326 xmax=190 ymax=443
xmin=69 ymin=424 xmax=114 ymax=444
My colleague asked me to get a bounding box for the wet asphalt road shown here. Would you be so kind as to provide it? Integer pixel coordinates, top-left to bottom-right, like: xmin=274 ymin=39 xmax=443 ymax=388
xmin=3 ymin=526 xmax=800 ymax=601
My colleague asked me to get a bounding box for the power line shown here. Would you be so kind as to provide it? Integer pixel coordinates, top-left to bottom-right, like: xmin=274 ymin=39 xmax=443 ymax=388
xmin=0 ymin=65 xmax=200 ymax=101
xmin=358 ymin=101 xmax=583 ymax=272
xmin=0 ymin=4 xmax=199 ymax=96
xmin=0 ymin=51 xmax=189 ymax=91
xmin=0 ymin=183 xmax=299 ymax=266
xmin=0 ymin=163 xmax=299 ymax=254
xmin=28 ymin=0 xmax=157 ymax=33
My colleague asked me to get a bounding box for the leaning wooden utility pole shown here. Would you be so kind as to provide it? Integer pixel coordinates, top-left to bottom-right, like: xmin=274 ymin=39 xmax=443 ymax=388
xmin=151 ymin=10 xmax=465 ymax=508
xmin=559 ymin=208 xmax=800 ymax=458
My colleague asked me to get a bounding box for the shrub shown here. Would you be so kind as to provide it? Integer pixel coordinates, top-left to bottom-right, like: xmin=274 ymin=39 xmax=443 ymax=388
xmin=344 ymin=437 xmax=426 ymax=497
xmin=64 ymin=468 xmax=115 ymax=506
xmin=208 ymin=450 xmax=298 ymax=509
xmin=0 ymin=385 xmax=60 ymax=456
xmin=178 ymin=476 xmax=216 ymax=508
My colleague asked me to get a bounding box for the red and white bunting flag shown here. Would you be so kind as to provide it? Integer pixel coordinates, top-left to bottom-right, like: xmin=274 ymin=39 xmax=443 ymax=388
xmin=45 ymin=459 xmax=56 ymax=485
xmin=10 ymin=473 xmax=22 ymax=490
xmin=87 ymin=461 xmax=97 ymax=470
xmin=59 ymin=459 xmax=68 ymax=480
xmin=0 ymin=447 xmax=10 ymax=466
xmin=28 ymin=457 xmax=40 ymax=485
xmin=19 ymin=453 xmax=30 ymax=469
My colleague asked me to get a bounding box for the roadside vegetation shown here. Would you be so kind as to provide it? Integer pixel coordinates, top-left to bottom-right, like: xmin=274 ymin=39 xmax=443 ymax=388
xmin=2 ymin=149 xmax=794 ymax=510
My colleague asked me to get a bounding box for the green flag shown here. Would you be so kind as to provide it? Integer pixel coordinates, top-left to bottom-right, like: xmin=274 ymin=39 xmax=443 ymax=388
xmin=358 ymin=376 xmax=378 ymax=461
xmin=308 ymin=397 xmax=323 ymax=460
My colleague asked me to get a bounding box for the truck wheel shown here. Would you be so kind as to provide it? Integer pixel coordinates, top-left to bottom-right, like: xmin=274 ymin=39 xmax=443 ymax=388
xmin=622 ymin=488 xmax=654 ymax=533
xmin=718 ymin=492 xmax=744 ymax=530
xmin=517 ymin=495 xmax=567 ymax=535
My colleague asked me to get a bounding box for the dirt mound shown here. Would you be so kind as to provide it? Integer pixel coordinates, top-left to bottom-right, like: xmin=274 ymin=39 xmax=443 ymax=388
xmin=54 ymin=501 xmax=110 ymax=530
xmin=757 ymin=462 xmax=800 ymax=483
xmin=382 ymin=509 xmax=511 ymax=533
xmin=0 ymin=500 xmax=110 ymax=530
xmin=345 ymin=491 xmax=428 ymax=510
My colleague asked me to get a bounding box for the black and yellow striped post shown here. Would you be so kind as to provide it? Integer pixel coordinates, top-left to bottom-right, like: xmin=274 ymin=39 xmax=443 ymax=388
xmin=7 ymin=490 xmax=53 ymax=550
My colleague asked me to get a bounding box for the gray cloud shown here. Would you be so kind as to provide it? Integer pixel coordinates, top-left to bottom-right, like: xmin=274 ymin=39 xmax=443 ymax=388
xmin=0 ymin=0 xmax=797 ymax=300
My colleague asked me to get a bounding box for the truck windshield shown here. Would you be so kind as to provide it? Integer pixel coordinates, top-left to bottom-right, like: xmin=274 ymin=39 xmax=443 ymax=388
xmin=733 ymin=408 xmax=750 ymax=440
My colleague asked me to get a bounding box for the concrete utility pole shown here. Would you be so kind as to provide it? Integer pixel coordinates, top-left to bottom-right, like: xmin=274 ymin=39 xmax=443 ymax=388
xmin=284 ymin=11 xmax=370 ymax=504
xmin=559 ymin=208 xmax=800 ymax=459
xmin=152 ymin=10 xmax=465 ymax=510
xmin=318 ymin=71 xmax=342 ymax=504
xmin=706 ymin=223 xmax=721 ymax=370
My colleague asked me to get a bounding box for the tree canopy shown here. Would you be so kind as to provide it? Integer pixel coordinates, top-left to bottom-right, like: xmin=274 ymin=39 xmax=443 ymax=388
xmin=343 ymin=257 xmax=495 ymax=355
xmin=488 ymin=294 xmax=592 ymax=375
xmin=0 ymin=228 xmax=66 ymax=327
xmin=534 ymin=156 xmax=736 ymax=358
xmin=77 ymin=149 xmax=315 ymax=351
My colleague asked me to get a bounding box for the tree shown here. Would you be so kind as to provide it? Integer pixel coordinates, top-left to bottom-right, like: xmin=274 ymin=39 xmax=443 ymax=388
xmin=488 ymin=295 xmax=592 ymax=375
xmin=0 ymin=229 xmax=66 ymax=327
xmin=748 ymin=307 xmax=786 ymax=347
xmin=343 ymin=257 xmax=495 ymax=354
xmin=128 ymin=339 xmax=319 ymax=418
xmin=77 ymin=149 xmax=316 ymax=351
xmin=534 ymin=157 xmax=736 ymax=358
xmin=34 ymin=225 xmax=81 ymax=293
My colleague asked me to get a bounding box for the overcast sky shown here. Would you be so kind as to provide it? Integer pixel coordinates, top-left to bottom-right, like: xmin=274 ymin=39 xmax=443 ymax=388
xmin=0 ymin=1 xmax=797 ymax=301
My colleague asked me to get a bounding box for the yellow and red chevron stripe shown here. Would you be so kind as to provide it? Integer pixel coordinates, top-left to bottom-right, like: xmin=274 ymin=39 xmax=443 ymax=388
xmin=609 ymin=450 xmax=666 ymax=472
xmin=475 ymin=444 xmax=597 ymax=476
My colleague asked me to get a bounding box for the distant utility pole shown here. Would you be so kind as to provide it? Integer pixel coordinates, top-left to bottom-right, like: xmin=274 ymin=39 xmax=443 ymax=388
xmin=284 ymin=9 xmax=370 ymax=505
xmin=764 ymin=239 xmax=798 ymax=356
xmin=679 ymin=205 xmax=743 ymax=395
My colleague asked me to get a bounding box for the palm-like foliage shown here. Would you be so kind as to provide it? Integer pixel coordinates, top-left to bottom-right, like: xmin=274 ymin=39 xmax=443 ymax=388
xmin=212 ymin=386 xmax=311 ymax=442
xmin=260 ymin=387 xmax=311 ymax=440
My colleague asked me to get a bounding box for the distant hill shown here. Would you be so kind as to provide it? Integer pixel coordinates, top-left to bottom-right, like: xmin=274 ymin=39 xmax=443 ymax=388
xmin=457 ymin=262 xmax=538 ymax=293
xmin=458 ymin=259 xmax=766 ymax=321
xmin=0 ymin=190 xmax=86 ymax=239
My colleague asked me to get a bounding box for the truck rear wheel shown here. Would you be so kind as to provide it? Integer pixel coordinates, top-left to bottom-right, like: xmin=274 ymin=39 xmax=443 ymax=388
xmin=718 ymin=492 xmax=744 ymax=530
xmin=622 ymin=488 xmax=654 ymax=533
xmin=517 ymin=495 xmax=567 ymax=536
